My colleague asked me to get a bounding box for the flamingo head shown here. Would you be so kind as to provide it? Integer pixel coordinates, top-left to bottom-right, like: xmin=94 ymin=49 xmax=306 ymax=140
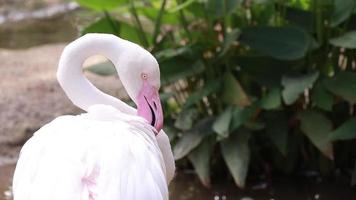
xmin=117 ymin=47 xmax=163 ymax=133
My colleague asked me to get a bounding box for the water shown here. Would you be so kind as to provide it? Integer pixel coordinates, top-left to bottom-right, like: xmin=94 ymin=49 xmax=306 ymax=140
xmin=0 ymin=2 xmax=80 ymax=49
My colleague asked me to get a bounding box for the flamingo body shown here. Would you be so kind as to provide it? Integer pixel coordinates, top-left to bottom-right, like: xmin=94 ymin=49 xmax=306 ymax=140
xmin=13 ymin=105 xmax=168 ymax=200
xmin=12 ymin=34 xmax=175 ymax=200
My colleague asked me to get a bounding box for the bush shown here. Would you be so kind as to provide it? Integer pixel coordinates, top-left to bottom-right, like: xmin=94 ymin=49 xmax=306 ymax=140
xmin=78 ymin=0 xmax=356 ymax=188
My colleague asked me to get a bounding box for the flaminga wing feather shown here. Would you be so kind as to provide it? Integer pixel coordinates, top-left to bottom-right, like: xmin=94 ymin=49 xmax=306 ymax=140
xmin=13 ymin=107 xmax=168 ymax=200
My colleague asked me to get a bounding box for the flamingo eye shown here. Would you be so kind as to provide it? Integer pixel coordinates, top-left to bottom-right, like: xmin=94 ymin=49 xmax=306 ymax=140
xmin=141 ymin=73 xmax=148 ymax=80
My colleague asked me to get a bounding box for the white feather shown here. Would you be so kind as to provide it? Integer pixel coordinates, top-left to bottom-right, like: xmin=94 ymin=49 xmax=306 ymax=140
xmin=13 ymin=105 xmax=168 ymax=200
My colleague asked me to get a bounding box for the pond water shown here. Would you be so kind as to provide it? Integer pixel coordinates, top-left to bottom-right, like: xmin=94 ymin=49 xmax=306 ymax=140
xmin=0 ymin=2 xmax=85 ymax=49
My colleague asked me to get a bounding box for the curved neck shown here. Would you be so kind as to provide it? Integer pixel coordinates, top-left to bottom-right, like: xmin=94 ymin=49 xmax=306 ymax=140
xmin=57 ymin=34 xmax=136 ymax=115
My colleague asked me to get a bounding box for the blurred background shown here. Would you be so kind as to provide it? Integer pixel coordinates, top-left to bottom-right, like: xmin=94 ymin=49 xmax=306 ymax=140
xmin=1 ymin=0 xmax=356 ymax=199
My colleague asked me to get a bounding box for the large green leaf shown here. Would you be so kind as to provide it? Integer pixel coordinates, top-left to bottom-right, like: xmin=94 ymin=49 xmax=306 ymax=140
xmin=85 ymin=61 xmax=116 ymax=76
xmin=173 ymin=118 xmax=214 ymax=160
xmin=311 ymin=81 xmax=333 ymax=111
xmin=81 ymin=16 xmax=120 ymax=35
xmin=260 ymin=87 xmax=281 ymax=110
xmin=330 ymin=0 xmax=355 ymax=27
xmin=213 ymin=107 xmax=233 ymax=139
xmin=188 ymin=137 xmax=215 ymax=187
xmin=298 ymin=110 xmax=333 ymax=159
xmin=285 ymin=7 xmax=314 ymax=32
xmin=163 ymin=126 xmax=178 ymax=142
xmin=160 ymin=59 xmax=205 ymax=85
xmin=324 ymin=71 xmax=356 ymax=103
xmin=230 ymin=105 xmax=257 ymax=131
xmin=139 ymin=7 xmax=179 ymax=25
xmin=184 ymin=81 xmax=221 ymax=108
xmin=239 ymin=26 xmax=310 ymax=60
xmin=235 ymin=56 xmax=302 ymax=87
xmin=169 ymin=0 xmax=196 ymax=12
xmin=220 ymin=29 xmax=241 ymax=57
xmin=156 ymin=45 xmax=197 ymax=62
xmin=265 ymin=111 xmax=288 ymax=156
xmin=207 ymin=0 xmax=242 ymax=17
xmin=118 ymin=22 xmax=147 ymax=46
xmin=282 ymin=71 xmax=319 ymax=105
xmin=81 ymin=16 xmax=144 ymax=45
xmin=329 ymin=118 xmax=356 ymax=141
xmin=76 ymin=0 xmax=126 ymax=11
xmin=174 ymin=108 xmax=198 ymax=131
xmin=329 ymin=31 xmax=356 ymax=49
xmin=222 ymin=72 xmax=251 ymax=106
xmin=221 ymin=130 xmax=251 ymax=188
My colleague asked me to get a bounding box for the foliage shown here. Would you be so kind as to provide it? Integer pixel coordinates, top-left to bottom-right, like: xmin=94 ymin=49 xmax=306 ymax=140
xmin=77 ymin=0 xmax=356 ymax=188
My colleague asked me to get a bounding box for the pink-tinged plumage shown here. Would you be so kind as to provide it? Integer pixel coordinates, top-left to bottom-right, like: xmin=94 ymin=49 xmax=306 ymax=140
xmin=12 ymin=34 xmax=175 ymax=200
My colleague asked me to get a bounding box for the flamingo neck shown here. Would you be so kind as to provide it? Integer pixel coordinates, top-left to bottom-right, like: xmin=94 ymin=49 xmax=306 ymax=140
xmin=57 ymin=34 xmax=136 ymax=115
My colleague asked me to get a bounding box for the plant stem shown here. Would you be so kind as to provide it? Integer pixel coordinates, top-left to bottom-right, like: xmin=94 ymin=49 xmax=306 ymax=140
xmin=153 ymin=0 xmax=168 ymax=45
xmin=176 ymin=0 xmax=192 ymax=41
xmin=129 ymin=0 xmax=149 ymax=47
xmin=104 ymin=11 xmax=120 ymax=35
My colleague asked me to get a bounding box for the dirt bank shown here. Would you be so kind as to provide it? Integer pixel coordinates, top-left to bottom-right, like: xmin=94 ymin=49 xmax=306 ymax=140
xmin=0 ymin=43 xmax=126 ymax=165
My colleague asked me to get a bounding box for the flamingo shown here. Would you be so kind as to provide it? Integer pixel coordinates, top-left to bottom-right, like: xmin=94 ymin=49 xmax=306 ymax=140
xmin=12 ymin=33 xmax=175 ymax=200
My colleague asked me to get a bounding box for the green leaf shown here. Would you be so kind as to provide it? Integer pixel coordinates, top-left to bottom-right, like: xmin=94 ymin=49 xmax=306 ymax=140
xmin=207 ymin=0 xmax=242 ymax=17
xmin=330 ymin=0 xmax=355 ymax=27
xmin=169 ymin=0 xmax=196 ymax=13
xmin=163 ymin=126 xmax=178 ymax=142
xmin=213 ymin=107 xmax=233 ymax=139
xmin=329 ymin=118 xmax=356 ymax=141
xmin=298 ymin=110 xmax=334 ymax=160
xmin=235 ymin=56 xmax=301 ymax=87
xmin=174 ymin=108 xmax=198 ymax=131
xmin=230 ymin=106 xmax=257 ymax=131
xmin=81 ymin=17 xmax=120 ymax=35
xmin=265 ymin=111 xmax=288 ymax=156
xmin=239 ymin=26 xmax=310 ymax=60
xmin=285 ymin=7 xmax=314 ymax=32
xmin=81 ymin=16 xmax=145 ymax=45
xmin=244 ymin=121 xmax=265 ymax=130
xmin=76 ymin=0 xmax=126 ymax=11
xmin=173 ymin=118 xmax=214 ymax=160
xmin=184 ymin=81 xmax=221 ymax=108
xmin=222 ymin=72 xmax=251 ymax=107
xmin=188 ymin=137 xmax=215 ymax=187
xmin=311 ymin=81 xmax=333 ymax=111
xmin=118 ymin=22 xmax=147 ymax=46
xmin=260 ymin=87 xmax=281 ymax=110
xmin=140 ymin=7 xmax=179 ymax=25
xmin=324 ymin=71 xmax=356 ymax=103
xmin=221 ymin=130 xmax=251 ymax=188
xmin=329 ymin=31 xmax=356 ymax=49
xmin=220 ymin=29 xmax=241 ymax=57
xmin=161 ymin=60 xmax=205 ymax=85
xmin=282 ymin=71 xmax=319 ymax=105
xmin=156 ymin=45 xmax=196 ymax=62
xmin=85 ymin=61 xmax=116 ymax=76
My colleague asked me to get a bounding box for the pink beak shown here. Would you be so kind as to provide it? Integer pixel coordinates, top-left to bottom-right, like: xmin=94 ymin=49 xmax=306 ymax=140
xmin=137 ymin=80 xmax=164 ymax=134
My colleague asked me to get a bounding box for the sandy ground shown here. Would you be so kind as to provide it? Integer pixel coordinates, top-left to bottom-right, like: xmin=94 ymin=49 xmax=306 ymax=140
xmin=0 ymin=43 xmax=127 ymax=165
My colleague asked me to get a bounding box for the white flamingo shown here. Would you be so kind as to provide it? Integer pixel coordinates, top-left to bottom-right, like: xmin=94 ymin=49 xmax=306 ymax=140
xmin=12 ymin=33 xmax=175 ymax=200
